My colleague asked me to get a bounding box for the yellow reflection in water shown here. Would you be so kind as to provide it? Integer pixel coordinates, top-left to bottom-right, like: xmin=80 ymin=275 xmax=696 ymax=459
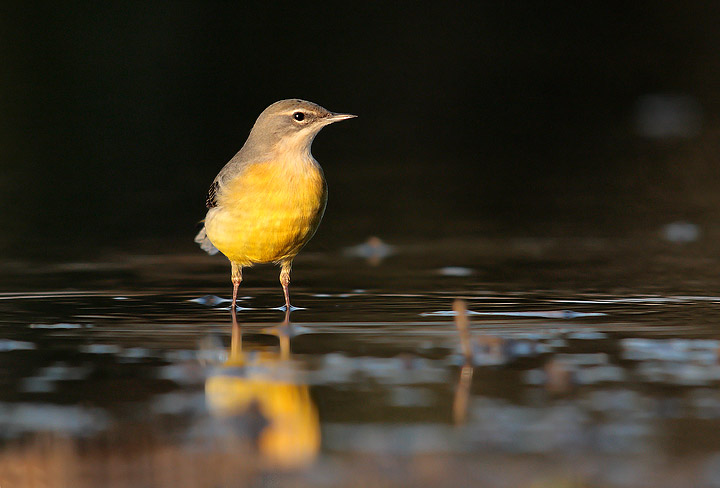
xmin=205 ymin=319 xmax=320 ymax=469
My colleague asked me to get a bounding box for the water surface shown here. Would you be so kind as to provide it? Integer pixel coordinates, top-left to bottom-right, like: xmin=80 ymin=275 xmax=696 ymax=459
xmin=2 ymin=234 xmax=720 ymax=487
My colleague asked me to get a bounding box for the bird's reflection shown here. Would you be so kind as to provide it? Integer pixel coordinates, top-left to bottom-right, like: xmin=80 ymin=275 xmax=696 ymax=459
xmin=204 ymin=311 xmax=320 ymax=469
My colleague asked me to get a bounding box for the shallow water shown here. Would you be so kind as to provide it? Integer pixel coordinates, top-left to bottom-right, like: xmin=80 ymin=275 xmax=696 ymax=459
xmin=3 ymin=234 xmax=720 ymax=487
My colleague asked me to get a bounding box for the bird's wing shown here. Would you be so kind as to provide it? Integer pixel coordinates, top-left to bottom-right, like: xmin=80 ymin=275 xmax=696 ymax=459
xmin=205 ymin=150 xmax=258 ymax=209
xmin=205 ymin=181 xmax=219 ymax=208
xmin=196 ymin=154 xmax=252 ymax=254
xmin=196 ymin=150 xmax=260 ymax=254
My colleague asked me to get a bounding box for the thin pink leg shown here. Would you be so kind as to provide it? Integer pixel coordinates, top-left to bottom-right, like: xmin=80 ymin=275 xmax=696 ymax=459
xmin=279 ymin=261 xmax=292 ymax=311
xmin=231 ymin=263 xmax=242 ymax=326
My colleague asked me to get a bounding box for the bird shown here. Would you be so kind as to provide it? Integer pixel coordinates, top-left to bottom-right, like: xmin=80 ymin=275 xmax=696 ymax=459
xmin=195 ymin=99 xmax=355 ymax=316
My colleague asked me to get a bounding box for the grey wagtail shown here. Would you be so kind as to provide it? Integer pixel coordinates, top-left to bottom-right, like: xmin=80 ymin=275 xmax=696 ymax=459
xmin=195 ymin=99 xmax=356 ymax=313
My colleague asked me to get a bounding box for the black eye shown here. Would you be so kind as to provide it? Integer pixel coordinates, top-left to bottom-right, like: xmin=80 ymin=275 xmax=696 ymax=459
xmin=293 ymin=112 xmax=305 ymax=121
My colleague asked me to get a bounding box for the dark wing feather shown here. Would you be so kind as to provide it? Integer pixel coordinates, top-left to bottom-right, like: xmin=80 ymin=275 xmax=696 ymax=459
xmin=206 ymin=181 xmax=219 ymax=208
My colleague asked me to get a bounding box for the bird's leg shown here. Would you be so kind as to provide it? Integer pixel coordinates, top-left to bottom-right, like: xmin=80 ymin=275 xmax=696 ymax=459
xmin=282 ymin=306 xmax=291 ymax=325
xmin=231 ymin=263 xmax=243 ymax=326
xmin=279 ymin=261 xmax=292 ymax=311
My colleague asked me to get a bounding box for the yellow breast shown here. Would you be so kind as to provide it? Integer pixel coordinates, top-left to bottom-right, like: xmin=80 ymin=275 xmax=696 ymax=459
xmin=204 ymin=158 xmax=327 ymax=265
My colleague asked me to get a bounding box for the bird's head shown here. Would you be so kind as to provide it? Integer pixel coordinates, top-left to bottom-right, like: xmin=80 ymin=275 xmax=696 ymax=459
xmin=245 ymin=99 xmax=356 ymax=157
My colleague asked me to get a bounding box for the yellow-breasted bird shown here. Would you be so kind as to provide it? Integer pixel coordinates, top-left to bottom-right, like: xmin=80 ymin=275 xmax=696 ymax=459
xmin=195 ymin=99 xmax=355 ymax=313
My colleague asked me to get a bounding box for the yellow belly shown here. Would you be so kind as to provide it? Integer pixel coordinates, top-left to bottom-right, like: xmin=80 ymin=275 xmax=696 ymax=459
xmin=204 ymin=160 xmax=327 ymax=266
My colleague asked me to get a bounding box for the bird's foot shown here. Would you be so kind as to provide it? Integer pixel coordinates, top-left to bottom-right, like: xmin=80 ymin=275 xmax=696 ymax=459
xmin=231 ymin=305 xmax=253 ymax=311
xmin=274 ymin=304 xmax=304 ymax=312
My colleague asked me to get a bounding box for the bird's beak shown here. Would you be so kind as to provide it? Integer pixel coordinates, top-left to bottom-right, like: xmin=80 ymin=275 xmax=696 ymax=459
xmin=325 ymin=112 xmax=357 ymax=124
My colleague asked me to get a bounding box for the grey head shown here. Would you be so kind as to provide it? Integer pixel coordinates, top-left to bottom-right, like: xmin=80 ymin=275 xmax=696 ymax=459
xmin=241 ymin=99 xmax=356 ymax=158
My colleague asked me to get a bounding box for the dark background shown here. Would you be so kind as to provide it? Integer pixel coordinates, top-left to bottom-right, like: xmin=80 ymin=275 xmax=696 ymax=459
xmin=3 ymin=2 xmax=720 ymax=257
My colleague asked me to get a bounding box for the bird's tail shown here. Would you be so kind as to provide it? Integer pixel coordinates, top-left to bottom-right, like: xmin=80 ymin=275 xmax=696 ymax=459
xmin=194 ymin=226 xmax=220 ymax=255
